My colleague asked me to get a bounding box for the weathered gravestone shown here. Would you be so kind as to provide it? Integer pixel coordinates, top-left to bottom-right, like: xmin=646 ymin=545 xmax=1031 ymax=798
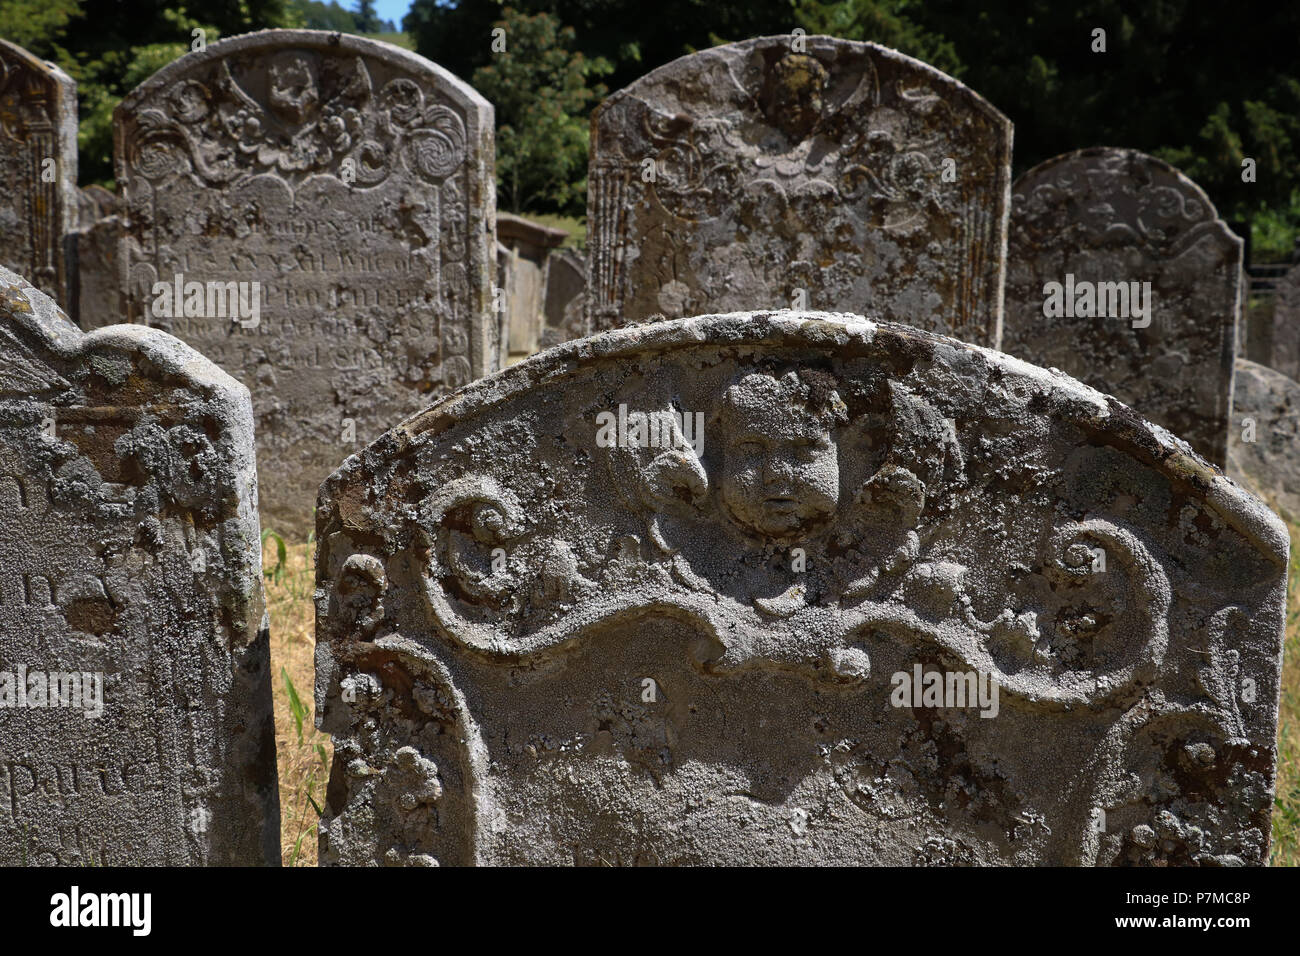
xmin=497 ymin=212 xmax=566 ymax=362
xmin=586 ymin=36 xmax=1012 ymax=346
xmin=0 ymin=39 xmax=78 ymax=307
xmin=315 ymin=312 xmax=1285 ymax=866
xmin=68 ymin=186 xmax=125 ymax=330
xmin=0 ymin=264 xmax=279 ymax=865
xmin=1228 ymin=358 xmax=1300 ymax=522
xmin=541 ymin=247 xmax=585 ymax=349
xmin=1271 ymin=260 xmax=1300 ymax=383
xmin=1003 ymin=148 xmax=1241 ymax=466
xmin=109 ymin=30 xmax=497 ymax=537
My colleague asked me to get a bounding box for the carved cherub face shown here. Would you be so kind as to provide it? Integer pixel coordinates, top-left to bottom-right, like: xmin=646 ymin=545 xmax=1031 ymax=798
xmin=268 ymin=54 xmax=319 ymax=125
xmin=716 ymin=370 xmax=845 ymax=541
xmin=762 ymin=54 xmax=829 ymax=143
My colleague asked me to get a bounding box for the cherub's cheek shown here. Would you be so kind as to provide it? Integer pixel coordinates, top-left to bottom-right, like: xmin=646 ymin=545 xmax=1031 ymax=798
xmin=795 ymin=457 xmax=839 ymax=498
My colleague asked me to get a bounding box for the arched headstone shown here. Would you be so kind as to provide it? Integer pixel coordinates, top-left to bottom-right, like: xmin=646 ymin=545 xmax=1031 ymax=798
xmin=110 ymin=30 xmax=497 ymax=537
xmin=315 ymin=312 xmax=1284 ymax=865
xmin=0 ymin=264 xmax=279 ymax=865
xmin=1003 ymin=148 xmax=1241 ymax=466
xmin=586 ymin=37 xmax=1012 ymax=345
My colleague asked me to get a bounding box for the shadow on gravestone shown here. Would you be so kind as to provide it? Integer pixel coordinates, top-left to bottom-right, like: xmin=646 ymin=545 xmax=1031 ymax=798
xmin=105 ymin=29 xmax=498 ymax=540
xmin=1002 ymin=147 xmax=1241 ymax=467
xmin=0 ymin=264 xmax=279 ymax=865
xmin=314 ymin=312 xmax=1285 ymax=866
xmin=585 ymin=36 xmax=1012 ymax=347
xmin=0 ymin=39 xmax=79 ymax=309
xmin=1228 ymin=358 xmax=1300 ymax=523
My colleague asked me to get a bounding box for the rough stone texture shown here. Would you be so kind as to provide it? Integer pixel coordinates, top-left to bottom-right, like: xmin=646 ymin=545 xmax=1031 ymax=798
xmin=1003 ymin=148 xmax=1241 ymax=466
xmin=0 ymin=39 xmax=78 ymax=307
xmin=315 ymin=311 xmax=1285 ymax=866
xmin=586 ymin=36 xmax=1012 ymax=346
xmin=541 ymin=247 xmax=585 ymax=349
xmin=68 ymin=186 xmax=124 ymax=330
xmin=1228 ymin=358 xmax=1300 ymax=522
xmin=1272 ymin=261 xmax=1300 ymax=383
xmin=108 ymin=30 xmax=497 ymax=537
xmin=497 ymin=212 xmax=566 ymax=362
xmin=0 ymin=264 xmax=279 ymax=865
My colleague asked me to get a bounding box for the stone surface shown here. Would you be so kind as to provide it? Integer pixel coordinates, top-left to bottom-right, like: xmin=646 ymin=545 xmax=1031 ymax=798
xmin=1003 ymin=148 xmax=1241 ymax=466
xmin=497 ymin=212 xmax=566 ymax=362
xmin=586 ymin=36 xmax=1012 ymax=345
xmin=0 ymin=264 xmax=279 ymax=865
xmin=1228 ymin=358 xmax=1300 ymax=522
xmin=1271 ymin=260 xmax=1300 ymax=383
xmin=0 ymin=39 xmax=79 ymax=307
xmin=541 ymin=247 xmax=585 ymax=349
xmin=315 ymin=311 xmax=1285 ymax=866
xmin=109 ymin=29 xmax=497 ymax=537
xmin=77 ymin=184 xmax=118 ymax=222
xmin=68 ymin=186 xmax=124 ymax=329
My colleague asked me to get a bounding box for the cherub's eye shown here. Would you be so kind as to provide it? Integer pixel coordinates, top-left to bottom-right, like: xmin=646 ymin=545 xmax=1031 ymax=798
xmin=733 ymin=439 xmax=764 ymax=455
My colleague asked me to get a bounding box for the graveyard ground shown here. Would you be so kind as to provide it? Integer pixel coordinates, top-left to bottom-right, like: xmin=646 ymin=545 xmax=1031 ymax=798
xmin=262 ymin=523 xmax=1300 ymax=868
xmin=265 ymin=536 xmax=330 ymax=868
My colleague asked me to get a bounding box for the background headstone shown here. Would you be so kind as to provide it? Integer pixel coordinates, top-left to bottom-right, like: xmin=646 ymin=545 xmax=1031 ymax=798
xmin=497 ymin=212 xmax=566 ymax=363
xmin=109 ymin=30 xmax=497 ymax=538
xmin=67 ymin=186 xmax=124 ymax=329
xmin=315 ymin=311 xmax=1285 ymax=866
xmin=0 ymin=39 xmax=78 ymax=307
xmin=542 ymin=247 xmax=586 ymax=349
xmin=1271 ymin=260 xmax=1300 ymax=383
xmin=1003 ymin=148 xmax=1241 ymax=466
xmin=494 ymin=239 xmax=510 ymax=367
xmin=1228 ymin=358 xmax=1300 ymax=522
xmin=0 ymin=264 xmax=279 ymax=865
xmin=586 ymin=36 xmax=1012 ymax=345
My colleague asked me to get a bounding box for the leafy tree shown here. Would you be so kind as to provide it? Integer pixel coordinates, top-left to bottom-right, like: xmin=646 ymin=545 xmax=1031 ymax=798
xmin=288 ymin=0 xmax=358 ymax=31
xmin=407 ymin=0 xmax=798 ymax=91
xmin=352 ymin=0 xmax=380 ymax=33
xmin=2 ymin=0 xmax=298 ymax=184
xmin=794 ymin=0 xmax=960 ymax=76
xmin=894 ymin=0 xmax=1300 ymax=257
xmin=0 ymin=0 xmax=81 ymax=53
xmin=471 ymin=7 xmax=611 ymax=214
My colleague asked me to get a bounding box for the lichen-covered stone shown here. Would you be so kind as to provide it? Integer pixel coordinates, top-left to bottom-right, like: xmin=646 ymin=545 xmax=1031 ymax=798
xmin=0 ymin=39 xmax=78 ymax=307
xmin=0 ymin=264 xmax=279 ymax=865
xmin=1003 ymin=148 xmax=1241 ymax=466
xmin=1228 ymin=358 xmax=1300 ymax=522
xmin=316 ymin=311 xmax=1285 ymax=866
xmin=108 ymin=30 xmax=497 ymax=538
xmin=586 ymin=37 xmax=1011 ymax=345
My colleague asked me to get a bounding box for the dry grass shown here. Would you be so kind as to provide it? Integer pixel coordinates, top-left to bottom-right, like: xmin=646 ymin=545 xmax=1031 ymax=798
xmin=264 ymin=533 xmax=330 ymax=867
xmin=261 ymin=522 xmax=1300 ymax=867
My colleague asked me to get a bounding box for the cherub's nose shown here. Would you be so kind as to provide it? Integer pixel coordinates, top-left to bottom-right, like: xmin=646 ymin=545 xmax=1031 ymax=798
xmin=763 ymin=456 xmax=795 ymax=484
